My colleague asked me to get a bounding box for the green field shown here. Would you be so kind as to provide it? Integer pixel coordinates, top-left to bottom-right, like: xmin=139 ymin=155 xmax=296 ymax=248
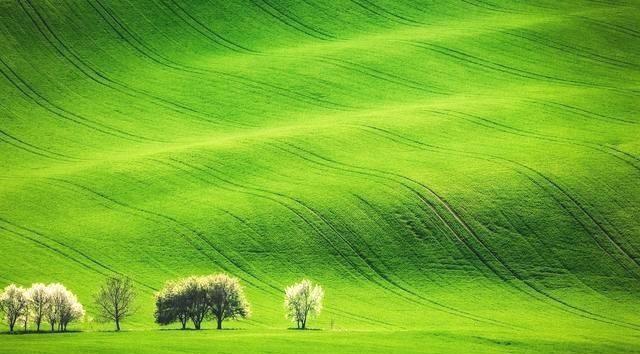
xmin=1 ymin=0 xmax=639 ymax=353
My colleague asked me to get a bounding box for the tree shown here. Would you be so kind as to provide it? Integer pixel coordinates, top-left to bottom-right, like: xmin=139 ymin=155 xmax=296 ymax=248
xmin=204 ymin=274 xmax=250 ymax=330
xmin=154 ymin=280 xmax=190 ymax=330
xmin=44 ymin=285 xmax=59 ymax=332
xmin=27 ymin=283 xmax=49 ymax=332
xmin=95 ymin=276 xmax=136 ymax=331
xmin=59 ymin=298 xmax=84 ymax=332
xmin=20 ymin=300 xmax=30 ymax=332
xmin=183 ymin=277 xmax=209 ymax=330
xmin=45 ymin=283 xmax=84 ymax=332
xmin=154 ymin=274 xmax=250 ymax=330
xmin=284 ymin=279 xmax=324 ymax=329
xmin=0 ymin=284 xmax=28 ymax=333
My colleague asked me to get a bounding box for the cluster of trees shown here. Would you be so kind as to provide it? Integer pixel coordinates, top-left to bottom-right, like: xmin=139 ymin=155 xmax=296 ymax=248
xmin=0 ymin=283 xmax=84 ymax=333
xmin=2 ymin=275 xmax=325 ymax=333
xmin=0 ymin=276 xmax=132 ymax=334
xmin=154 ymin=274 xmax=250 ymax=330
xmin=154 ymin=275 xmax=323 ymax=330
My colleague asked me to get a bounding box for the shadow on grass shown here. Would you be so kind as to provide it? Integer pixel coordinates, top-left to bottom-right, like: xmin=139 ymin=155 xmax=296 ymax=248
xmin=157 ymin=327 xmax=247 ymax=332
xmin=2 ymin=328 xmax=325 ymax=335
xmin=1 ymin=330 xmax=83 ymax=335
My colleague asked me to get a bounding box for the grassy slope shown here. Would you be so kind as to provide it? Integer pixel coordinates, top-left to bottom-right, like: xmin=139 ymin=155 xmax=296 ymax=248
xmin=0 ymin=0 xmax=639 ymax=352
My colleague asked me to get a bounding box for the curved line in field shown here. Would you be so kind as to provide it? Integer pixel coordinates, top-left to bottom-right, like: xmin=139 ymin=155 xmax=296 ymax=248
xmin=354 ymin=126 xmax=640 ymax=328
xmin=360 ymin=121 xmax=640 ymax=276
xmin=43 ymin=177 xmax=282 ymax=297
xmin=49 ymin=173 xmax=396 ymax=327
xmin=0 ymin=216 xmax=157 ymax=292
xmin=249 ymin=0 xmax=334 ymax=41
xmin=265 ymin=143 xmax=532 ymax=326
xmin=429 ymin=109 xmax=640 ymax=259
xmin=528 ymin=100 xmax=638 ymax=125
xmin=0 ymin=132 xmax=74 ymax=162
xmin=315 ymin=56 xmax=447 ymax=95
xmin=349 ymin=0 xmax=424 ymax=26
xmin=458 ymin=0 xmax=520 ymax=14
xmin=159 ymin=0 xmax=256 ymax=53
xmin=439 ymin=109 xmax=640 ymax=172
xmin=273 ymin=139 xmax=640 ymax=330
xmin=211 ymin=204 xmax=398 ymax=327
xmin=274 ymin=142 xmax=517 ymax=278
xmin=0 ymin=104 xmax=83 ymax=161
xmin=502 ymin=29 xmax=640 ymax=70
xmin=409 ymin=41 xmax=640 ymax=96
xmin=20 ymin=0 xmax=246 ymax=129
xmin=86 ymin=0 xmax=350 ymax=113
xmin=0 ymin=55 xmax=165 ymax=143
xmin=135 ymin=158 xmax=399 ymax=328
xmin=154 ymin=155 xmax=516 ymax=328
xmin=579 ymin=16 xmax=640 ymax=40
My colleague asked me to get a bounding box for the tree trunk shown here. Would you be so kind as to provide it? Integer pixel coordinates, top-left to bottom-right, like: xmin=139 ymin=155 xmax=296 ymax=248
xmin=181 ymin=319 xmax=186 ymax=330
xmin=115 ymin=318 xmax=120 ymax=331
xmin=36 ymin=320 xmax=41 ymax=332
xmin=51 ymin=322 xmax=54 ymax=332
xmin=216 ymin=317 xmax=222 ymax=330
xmin=9 ymin=323 xmax=14 ymax=333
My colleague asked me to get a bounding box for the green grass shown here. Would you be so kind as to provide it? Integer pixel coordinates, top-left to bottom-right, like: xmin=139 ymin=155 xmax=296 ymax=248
xmin=2 ymin=329 xmax=639 ymax=354
xmin=1 ymin=0 xmax=639 ymax=352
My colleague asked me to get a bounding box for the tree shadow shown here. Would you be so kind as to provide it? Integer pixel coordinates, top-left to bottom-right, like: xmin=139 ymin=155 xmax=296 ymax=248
xmin=1 ymin=330 xmax=83 ymax=335
xmin=157 ymin=327 xmax=246 ymax=332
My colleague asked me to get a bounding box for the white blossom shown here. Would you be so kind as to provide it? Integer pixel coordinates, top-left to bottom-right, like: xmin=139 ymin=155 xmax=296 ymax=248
xmin=0 ymin=284 xmax=28 ymax=333
xmin=284 ymin=279 xmax=324 ymax=329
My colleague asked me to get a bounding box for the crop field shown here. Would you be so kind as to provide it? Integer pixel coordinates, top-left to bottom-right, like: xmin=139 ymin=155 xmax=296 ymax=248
xmin=1 ymin=0 xmax=639 ymax=353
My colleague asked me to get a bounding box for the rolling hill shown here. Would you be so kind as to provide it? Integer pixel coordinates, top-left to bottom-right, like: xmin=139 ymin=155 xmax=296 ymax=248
xmin=1 ymin=0 xmax=639 ymax=353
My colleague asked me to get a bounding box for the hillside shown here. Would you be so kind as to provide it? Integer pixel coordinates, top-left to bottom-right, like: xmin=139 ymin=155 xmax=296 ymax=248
xmin=1 ymin=0 xmax=639 ymax=353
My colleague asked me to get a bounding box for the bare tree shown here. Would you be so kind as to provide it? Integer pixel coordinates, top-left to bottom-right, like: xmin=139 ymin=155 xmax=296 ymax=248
xmin=95 ymin=276 xmax=136 ymax=331
xmin=204 ymin=274 xmax=250 ymax=330
xmin=0 ymin=284 xmax=28 ymax=333
xmin=284 ymin=279 xmax=324 ymax=329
